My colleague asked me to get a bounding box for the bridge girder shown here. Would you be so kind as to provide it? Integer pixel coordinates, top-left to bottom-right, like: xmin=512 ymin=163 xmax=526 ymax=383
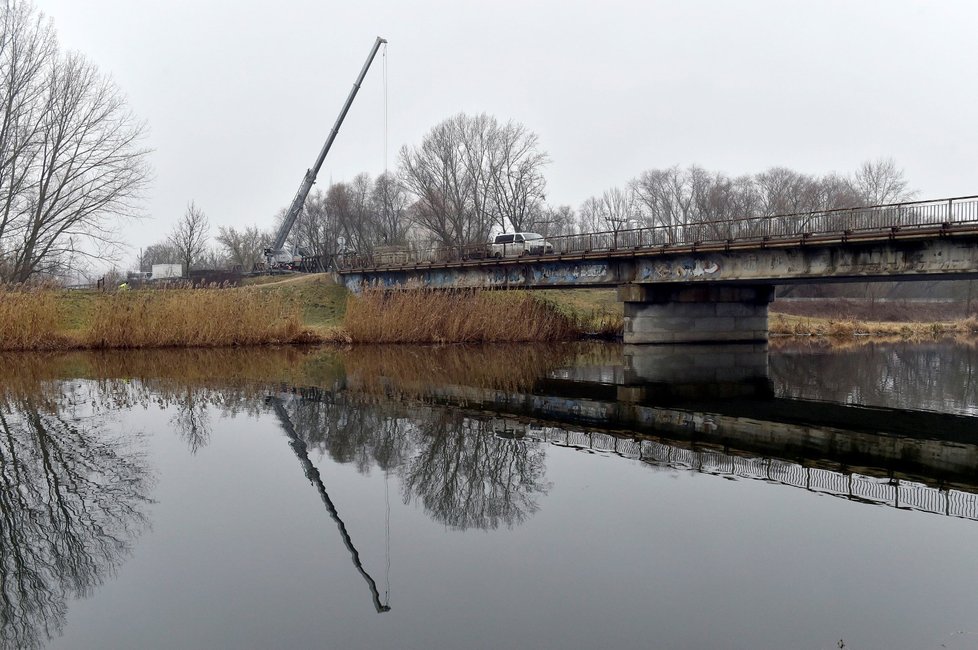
xmin=339 ymin=235 xmax=978 ymax=292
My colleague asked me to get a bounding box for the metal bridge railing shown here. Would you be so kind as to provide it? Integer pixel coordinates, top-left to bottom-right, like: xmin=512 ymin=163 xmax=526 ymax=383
xmin=335 ymin=194 xmax=978 ymax=271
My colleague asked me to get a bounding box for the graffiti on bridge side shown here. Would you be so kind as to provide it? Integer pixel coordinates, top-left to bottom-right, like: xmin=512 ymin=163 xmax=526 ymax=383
xmin=343 ymin=261 xmax=618 ymax=290
xmin=639 ymin=258 xmax=721 ymax=281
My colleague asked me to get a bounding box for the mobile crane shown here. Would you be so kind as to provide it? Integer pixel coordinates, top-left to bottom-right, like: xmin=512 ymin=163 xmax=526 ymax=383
xmin=264 ymin=37 xmax=387 ymax=271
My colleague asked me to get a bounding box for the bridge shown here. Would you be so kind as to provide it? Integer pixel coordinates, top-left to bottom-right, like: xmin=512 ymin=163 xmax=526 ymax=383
xmin=336 ymin=195 xmax=978 ymax=343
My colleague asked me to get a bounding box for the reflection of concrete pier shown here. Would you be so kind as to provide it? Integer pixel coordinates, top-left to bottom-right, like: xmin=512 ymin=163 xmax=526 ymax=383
xmin=551 ymin=343 xmax=771 ymax=402
xmin=621 ymin=343 xmax=771 ymax=401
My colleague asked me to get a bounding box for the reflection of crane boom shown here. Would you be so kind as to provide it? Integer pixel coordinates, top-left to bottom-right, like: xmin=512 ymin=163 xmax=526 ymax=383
xmin=264 ymin=36 xmax=387 ymax=270
xmin=268 ymin=396 xmax=391 ymax=613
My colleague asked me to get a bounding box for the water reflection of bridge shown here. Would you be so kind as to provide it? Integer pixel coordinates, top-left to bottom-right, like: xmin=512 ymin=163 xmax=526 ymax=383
xmin=276 ymin=374 xmax=978 ymax=524
xmin=272 ymin=343 xmax=978 ymax=524
xmin=539 ymin=429 xmax=978 ymax=521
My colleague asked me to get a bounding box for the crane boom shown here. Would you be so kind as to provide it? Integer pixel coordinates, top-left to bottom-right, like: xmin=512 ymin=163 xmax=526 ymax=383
xmin=266 ymin=36 xmax=387 ymax=268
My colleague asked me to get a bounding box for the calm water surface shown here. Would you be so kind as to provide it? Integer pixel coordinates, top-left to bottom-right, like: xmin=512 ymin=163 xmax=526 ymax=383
xmin=1 ymin=341 xmax=976 ymax=650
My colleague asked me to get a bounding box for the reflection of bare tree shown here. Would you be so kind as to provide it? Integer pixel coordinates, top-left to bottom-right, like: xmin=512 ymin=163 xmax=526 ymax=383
xmin=283 ymin=390 xmax=410 ymax=475
xmin=170 ymin=387 xmax=212 ymax=454
xmin=275 ymin=393 xmax=550 ymax=531
xmin=0 ymin=388 xmax=151 ymax=649
xmin=401 ymin=410 xmax=549 ymax=530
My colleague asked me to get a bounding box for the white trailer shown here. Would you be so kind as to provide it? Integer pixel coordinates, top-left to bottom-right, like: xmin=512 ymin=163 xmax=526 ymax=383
xmin=151 ymin=263 xmax=183 ymax=279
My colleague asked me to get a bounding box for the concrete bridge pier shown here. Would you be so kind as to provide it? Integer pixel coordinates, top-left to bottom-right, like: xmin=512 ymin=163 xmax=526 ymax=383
xmin=618 ymin=284 xmax=775 ymax=344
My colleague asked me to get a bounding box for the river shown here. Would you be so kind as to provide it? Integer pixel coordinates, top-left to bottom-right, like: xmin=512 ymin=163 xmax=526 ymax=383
xmin=0 ymin=340 xmax=976 ymax=650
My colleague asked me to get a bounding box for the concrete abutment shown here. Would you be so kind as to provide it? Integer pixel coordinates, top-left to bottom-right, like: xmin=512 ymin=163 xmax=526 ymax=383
xmin=618 ymin=284 xmax=775 ymax=344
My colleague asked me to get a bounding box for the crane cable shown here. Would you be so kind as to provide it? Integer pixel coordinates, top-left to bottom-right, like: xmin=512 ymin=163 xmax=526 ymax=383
xmin=382 ymin=42 xmax=388 ymax=176
xmin=381 ymin=40 xmax=391 ymax=609
xmin=384 ymin=462 xmax=391 ymax=607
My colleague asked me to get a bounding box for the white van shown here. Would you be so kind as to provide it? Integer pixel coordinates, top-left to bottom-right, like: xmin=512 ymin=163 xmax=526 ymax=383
xmin=487 ymin=232 xmax=554 ymax=258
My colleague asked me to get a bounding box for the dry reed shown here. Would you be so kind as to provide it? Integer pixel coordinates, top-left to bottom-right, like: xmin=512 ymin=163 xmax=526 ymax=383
xmin=343 ymin=289 xmax=578 ymax=343
xmin=568 ymin=307 xmax=623 ymax=338
xmin=771 ymin=312 xmax=978 ymax=339
xmin=85 ymin=288 xmax=312 ymax=349
xmin=0 ymin=286 xmax=67 ymax=350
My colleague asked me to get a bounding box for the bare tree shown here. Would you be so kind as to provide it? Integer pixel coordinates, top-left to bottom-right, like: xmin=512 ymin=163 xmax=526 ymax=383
xmin=853 ymin=157 xmax=914 ymax=205
xmin=371 ymin=171 xmax=410 ymax=245
xmin=140 ymin=241 xmax=180 ymax=271
xmin=326 ymin=181 xmax=359 ymax=252
xmin=333 ymin=173 xmax=377 ymax=253
xmin=168 ymin=202 xmax=209 ymax=275
xmin=630 ymin=166 xmax=695 ymax=242
xmin=286 ymin=188 xmax=339 ymax=258
xmin=626 ymin=164 xmax=871 ymax=244
xmin=400 ymin=114 xmax=482 ymax=246
xmin=216 ymin=225 xmax=268 ymax=270
xmin=400 ymin=113 xmax=547 ymax=247
xmin=0 ymin=1 xmax=52 ymax=254
xmin=0 ymin=3 xmax=150 ymax=282
xmin=577 ymin=196 xmax=604 ymax=234
xmin=487 ymin=120 xmax=548 ymax=233
xmin=196 ymin=245 xmax=227 ymax=271
xmin=578 ymin=187 xmax=637 ymax=234
xmin=540 ymin=204 xmax=576 ymax=238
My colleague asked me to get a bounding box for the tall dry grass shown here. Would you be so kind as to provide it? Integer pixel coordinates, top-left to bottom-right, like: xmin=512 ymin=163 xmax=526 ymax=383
xmin=0 ymin=286 xmax=67 ymax=350
xmin=343 ymin=289 xmax=579 ymax=343
xmin=85 ymin=288 xmax=312 ymax=348
xmin=771 ymin=312 xmax=978 ymax=339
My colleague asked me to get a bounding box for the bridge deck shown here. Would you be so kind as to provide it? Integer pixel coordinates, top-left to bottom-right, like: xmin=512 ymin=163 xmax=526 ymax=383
xmin=336 ymin=194 xmax=978 ymax=275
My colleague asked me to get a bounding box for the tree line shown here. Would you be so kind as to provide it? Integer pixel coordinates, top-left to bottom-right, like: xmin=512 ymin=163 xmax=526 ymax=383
xmin=140 ymin=112 xmax=551 ymax=273
xmin=143 ymin=110 xmax=916 ymax=276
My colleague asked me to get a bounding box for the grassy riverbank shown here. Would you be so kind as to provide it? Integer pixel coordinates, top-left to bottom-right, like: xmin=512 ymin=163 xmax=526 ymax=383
xmin=769 ymin=312 xmax=978 ymax=338
xmin=0 ymin=279 xmax=334 ymax=351
xmin=2 ymin=276 xmax=974 ymax=350
xmin=0 ymin=276 xmax=616 ymax=350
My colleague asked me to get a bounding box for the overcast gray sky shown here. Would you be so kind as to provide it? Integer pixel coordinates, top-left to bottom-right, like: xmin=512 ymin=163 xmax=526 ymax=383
xmin=35 ymin=0 xmax=978 ymax=265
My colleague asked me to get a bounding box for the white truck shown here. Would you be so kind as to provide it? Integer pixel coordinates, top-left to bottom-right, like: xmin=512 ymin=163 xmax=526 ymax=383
xmin=487 ymin=232 xmax=554 ymax=258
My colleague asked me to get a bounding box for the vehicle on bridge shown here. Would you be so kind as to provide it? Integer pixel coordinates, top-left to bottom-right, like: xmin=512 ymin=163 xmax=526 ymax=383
xmin=488 ymin=232 xmax=554 ymax=258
